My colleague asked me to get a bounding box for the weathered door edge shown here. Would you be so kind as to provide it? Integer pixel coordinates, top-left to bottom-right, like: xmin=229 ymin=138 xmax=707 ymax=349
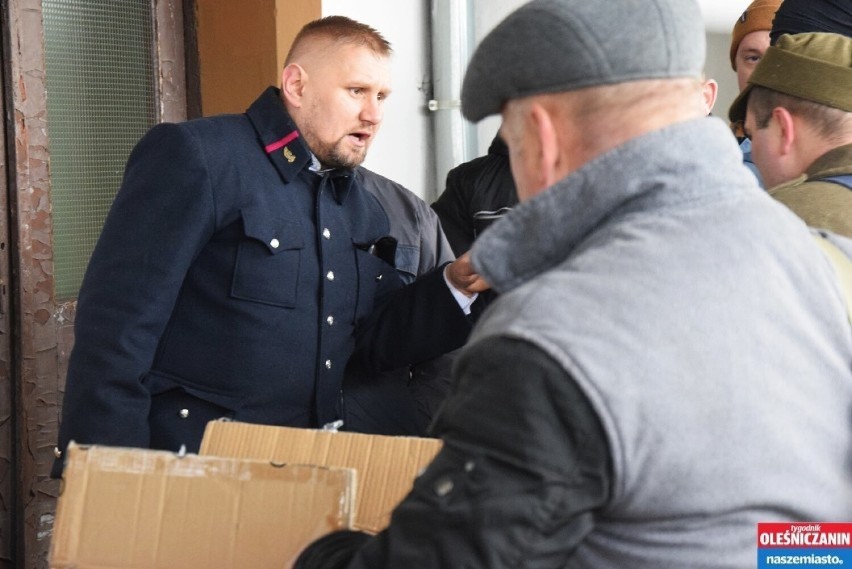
xmin=0 ymin=1 xmax=19 ymax=566
xmin=4 ymin=0 xmax=61 ymax=566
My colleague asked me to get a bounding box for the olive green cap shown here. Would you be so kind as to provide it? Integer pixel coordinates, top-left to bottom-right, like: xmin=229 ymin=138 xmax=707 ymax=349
xmin=728 ymin=32 xmax=852 ymax=125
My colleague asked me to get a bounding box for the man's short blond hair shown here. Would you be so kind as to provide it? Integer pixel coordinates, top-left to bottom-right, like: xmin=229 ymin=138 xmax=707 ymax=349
xmin=285 ymin=15 xmax=392 ymax=65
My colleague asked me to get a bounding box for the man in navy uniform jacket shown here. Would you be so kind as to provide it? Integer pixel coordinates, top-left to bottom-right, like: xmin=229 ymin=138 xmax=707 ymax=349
xmin=51 ymin=16 xmax=485 ymax=477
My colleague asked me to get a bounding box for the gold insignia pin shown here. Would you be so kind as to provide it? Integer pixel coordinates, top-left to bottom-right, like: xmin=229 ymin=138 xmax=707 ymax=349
xmin=283 ymin=147 xmax=296 ymax=163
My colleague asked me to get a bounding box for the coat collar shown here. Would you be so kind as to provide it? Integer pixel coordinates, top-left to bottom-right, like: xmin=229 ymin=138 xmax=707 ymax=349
xmin=805 ymin=142 xmax=852 ymax=181
xmin=247 ymin=87 xmax=312 ymax=184
xmin=246 ymin=87 xmax=357 ymax=204
xmin=470 ymin=117 xmax=757 ymax=294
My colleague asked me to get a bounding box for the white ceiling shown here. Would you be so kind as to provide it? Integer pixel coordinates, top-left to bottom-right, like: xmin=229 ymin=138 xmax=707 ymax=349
xmin=698 ymin=0 xmax=751 ymax=33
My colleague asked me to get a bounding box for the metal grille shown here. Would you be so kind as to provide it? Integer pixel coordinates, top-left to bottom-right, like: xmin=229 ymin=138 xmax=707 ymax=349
xmin=43 ymin=0 xmax=156 ymax=300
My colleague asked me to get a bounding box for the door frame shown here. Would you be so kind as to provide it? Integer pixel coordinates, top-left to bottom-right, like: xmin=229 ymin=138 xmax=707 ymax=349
xmin=0 ymin=0 xmax=187 ymax=566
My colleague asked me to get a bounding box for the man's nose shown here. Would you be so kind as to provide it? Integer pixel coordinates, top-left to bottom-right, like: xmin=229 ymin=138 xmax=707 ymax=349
xmin=361 ymin=97 xmax=383 ymax=125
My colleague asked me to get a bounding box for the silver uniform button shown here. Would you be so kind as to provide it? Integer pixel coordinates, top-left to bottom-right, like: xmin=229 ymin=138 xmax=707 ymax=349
xmin=376 ymin=273 xmax=382 ymax=281
xmin=322 ymin=228 xmax=331 ymax=239
xmin=327 ymin=271 xmax=335 ymax=281
xmin=179 ymin=408 xmax=190 ymax=419
xmin=54 ymin=446 xmax=62 ymax=458
xmin=326 ymin=315 xmax=334 ymax=326
xmin=325 ymin=360 xmax=332 ymax=369
xmin=434 ymin=477 xmax=454 ymax=496
xmin=270 ymin=238 xmax=280 ymax=249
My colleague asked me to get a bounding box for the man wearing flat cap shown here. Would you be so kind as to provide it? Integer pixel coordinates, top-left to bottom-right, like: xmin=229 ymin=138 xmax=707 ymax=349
xmin=295 ymin=1 xmax=852 ymax=568
xmin=729 ymin=32 xmax=852 ymax=237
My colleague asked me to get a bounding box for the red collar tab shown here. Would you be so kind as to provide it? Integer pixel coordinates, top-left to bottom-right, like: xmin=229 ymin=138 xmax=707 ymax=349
xmin=265 ymin=130 xmax=299 ymax=154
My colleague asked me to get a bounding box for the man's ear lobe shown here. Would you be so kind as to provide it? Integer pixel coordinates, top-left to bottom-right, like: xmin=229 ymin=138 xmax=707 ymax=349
xmin=281 ymin=64 xmax=306 ymax=107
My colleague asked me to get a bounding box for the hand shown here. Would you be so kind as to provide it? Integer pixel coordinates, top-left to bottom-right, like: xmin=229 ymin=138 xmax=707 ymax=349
xmin=445 ymin=252 xmax=491 ymax=296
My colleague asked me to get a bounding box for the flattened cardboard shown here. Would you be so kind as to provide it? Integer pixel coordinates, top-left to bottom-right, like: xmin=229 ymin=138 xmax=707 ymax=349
xmin=50 ymin=443 xmax=354 ymax=569
xmin=200 ymin=421 xmax=443 ymax=533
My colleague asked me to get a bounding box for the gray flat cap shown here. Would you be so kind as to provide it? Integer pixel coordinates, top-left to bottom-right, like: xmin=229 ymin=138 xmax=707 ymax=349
xmin=461 ymin=0 xmax=707 ymax=122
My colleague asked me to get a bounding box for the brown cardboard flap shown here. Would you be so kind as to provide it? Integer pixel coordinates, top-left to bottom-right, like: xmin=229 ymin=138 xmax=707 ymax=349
xmin=200 ymin=421 xmax=443 ymax=533
xmin=50 ymin=443 xmax=354 ymax=569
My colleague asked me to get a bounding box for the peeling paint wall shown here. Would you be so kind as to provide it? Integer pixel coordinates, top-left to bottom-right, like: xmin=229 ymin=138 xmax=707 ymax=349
xmin=7 ymin=1 xmax=61 ymax=566
xmin=156 ymin=0 xmax=188 ymax=124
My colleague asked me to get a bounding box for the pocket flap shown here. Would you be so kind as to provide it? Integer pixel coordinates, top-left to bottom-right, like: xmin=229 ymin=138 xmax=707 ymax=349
xmin=241 ymin=208 xmax=304 ymax=254
xmin=394 ymin=244 xmax=420 ymax=284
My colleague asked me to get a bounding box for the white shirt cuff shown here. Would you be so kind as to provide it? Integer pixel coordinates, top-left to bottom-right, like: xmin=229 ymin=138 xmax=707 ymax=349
xmin=443 ymin=266 xmax=478 ymax=315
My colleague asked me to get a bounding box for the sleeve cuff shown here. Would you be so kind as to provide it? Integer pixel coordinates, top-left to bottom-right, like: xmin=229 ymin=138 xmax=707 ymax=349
xmin=443 ymin=266 xmax=479 ymax=315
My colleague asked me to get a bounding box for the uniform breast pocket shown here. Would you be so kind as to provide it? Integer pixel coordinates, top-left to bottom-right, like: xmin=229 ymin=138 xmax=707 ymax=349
xmin=231 ymin=209 xmax=304 ymax=308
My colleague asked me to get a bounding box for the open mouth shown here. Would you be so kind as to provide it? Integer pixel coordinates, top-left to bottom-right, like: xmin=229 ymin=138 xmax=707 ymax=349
xmin=348 ymin=132 xmax=371 ymax=146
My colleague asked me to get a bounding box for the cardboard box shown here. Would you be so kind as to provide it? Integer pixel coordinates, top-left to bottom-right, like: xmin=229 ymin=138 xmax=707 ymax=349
xmin=50 ymin=443 xmax=355 ymax=569
xmin=199 ymin=421 xmax=443 ymax=533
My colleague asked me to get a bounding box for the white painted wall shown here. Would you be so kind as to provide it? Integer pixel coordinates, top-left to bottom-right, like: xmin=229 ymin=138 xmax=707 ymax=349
xmin=321 ymin=0 xmax=746 ymax=200
xmin=699 ymin=0 xmax=753 ymax=33
xmin=472 ymin=0 xmax=521 ymax=155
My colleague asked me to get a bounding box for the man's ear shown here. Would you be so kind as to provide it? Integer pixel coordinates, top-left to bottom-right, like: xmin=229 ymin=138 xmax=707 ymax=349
xmin=529 ymin=103 xmax=559 ymax=188
xmin=772 ymin=106 xmax=796 ymax=156
xmin=701 ymin=78 xmax=718 ymax=115
xmin=281 ymin=63 xmax=307 ymax=108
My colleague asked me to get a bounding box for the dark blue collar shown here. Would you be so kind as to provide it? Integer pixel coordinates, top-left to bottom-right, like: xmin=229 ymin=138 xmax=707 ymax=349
xmin=246 ymin=87 xmax=313 ymax=185
xmin=246 ymin=87 xmax=356 ymax=204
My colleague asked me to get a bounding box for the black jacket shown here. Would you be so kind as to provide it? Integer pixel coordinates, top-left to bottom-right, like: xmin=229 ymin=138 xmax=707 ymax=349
xmin=295 ymin=337 xmax=611 ymax=569
xmin=432 ymin=135 xmax=518 ymax=256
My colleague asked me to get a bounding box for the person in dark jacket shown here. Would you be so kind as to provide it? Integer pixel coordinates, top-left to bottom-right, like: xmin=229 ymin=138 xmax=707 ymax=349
xmin=51 ymin=15 xmax=487 ymax=477
xmin=342 ymin=168 xmax=457 ymax=436
xmin=295 ymin=0 xmax=852 ymax=567
xmin=427 ymin=135 xmax=519 ymax=421
xmin=432 ymin=133 xmax=517 ymax=257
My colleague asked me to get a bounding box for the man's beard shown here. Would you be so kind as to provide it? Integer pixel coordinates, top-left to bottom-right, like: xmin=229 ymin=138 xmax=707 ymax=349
xmin=300 ymin=113 xmax=369 ymax=169
xmin=312 ymin=137 xmax=367 ymax=170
